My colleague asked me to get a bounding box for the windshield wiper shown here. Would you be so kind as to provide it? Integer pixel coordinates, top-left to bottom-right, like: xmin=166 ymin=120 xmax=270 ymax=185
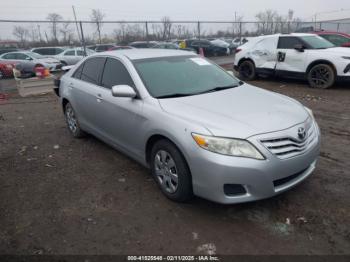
xmin=197 ymin=84 xmax=239 ymax=95
xmin=156 ymin=93 xmax=195 ymax=99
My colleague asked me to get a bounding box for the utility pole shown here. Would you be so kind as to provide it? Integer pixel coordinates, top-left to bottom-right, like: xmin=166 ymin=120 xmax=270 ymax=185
xmin=37 ymin=25 xmax=42 ymax=42
xmin=79 ymin=21 xmax=87 ymax=56
xmin=72 ymin=6 xmax=82 ymax=43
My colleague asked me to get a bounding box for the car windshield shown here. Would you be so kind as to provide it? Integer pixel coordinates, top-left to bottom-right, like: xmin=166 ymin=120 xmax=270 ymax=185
xmin=133 ymin=56 xmax=240 ymax=98
xmin=27 ymin=52 xmax=44 ymax=59
xmin=300 ymin=35 xmax=335 ymax=49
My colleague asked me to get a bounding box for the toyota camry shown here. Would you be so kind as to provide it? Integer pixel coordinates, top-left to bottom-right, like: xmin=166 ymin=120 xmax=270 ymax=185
xmin=56 ymin=49 xmax=321 ymax=204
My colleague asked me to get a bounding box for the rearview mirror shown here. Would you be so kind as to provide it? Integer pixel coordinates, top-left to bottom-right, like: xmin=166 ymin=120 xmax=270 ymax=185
xmin=111 ymin=85 xmax=137 ymax=98
xmin=294 ymin=44 xmax=305 ymax=52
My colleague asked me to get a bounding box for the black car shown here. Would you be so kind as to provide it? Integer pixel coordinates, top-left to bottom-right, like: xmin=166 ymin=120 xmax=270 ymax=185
xmin=129 ymin=41 xmax=158 ymax=48
xmin=31 ymin=47 xmax=66 ymax=56
xmin=185 ymin=40 xmax=228 ymax=56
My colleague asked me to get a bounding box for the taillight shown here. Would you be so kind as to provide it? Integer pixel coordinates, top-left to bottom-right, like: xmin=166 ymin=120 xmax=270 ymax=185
xmin=235 ymin=48 xmax=242 ymax=54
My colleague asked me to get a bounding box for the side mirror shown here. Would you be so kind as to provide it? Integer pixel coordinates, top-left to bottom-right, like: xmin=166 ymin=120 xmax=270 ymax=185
xmin=294 ymin=44 xmax=305 ymax=52
xmin=111 ymin=85 xmax=137 ymax=98
xmin=227 ymin=70 xmax=234 ymax=76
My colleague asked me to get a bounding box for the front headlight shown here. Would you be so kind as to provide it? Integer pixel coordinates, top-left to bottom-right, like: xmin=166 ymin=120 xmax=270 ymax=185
xmin=304 ymin=107 xmax=314 ymax=119
xmin=192 ymin=133 xmax=265 ymax=160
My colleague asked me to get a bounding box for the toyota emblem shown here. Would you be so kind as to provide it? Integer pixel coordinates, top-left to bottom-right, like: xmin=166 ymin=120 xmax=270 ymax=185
xmin=298 ymin=127 xmax=307 ymax=140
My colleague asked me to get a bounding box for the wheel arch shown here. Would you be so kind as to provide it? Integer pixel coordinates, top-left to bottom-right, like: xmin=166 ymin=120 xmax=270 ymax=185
xmin=238 ymin=57 xmax=256 ymax=67
xmin=62 ymin=98 xmax=69 ymax=112
xmin=306 ymin=60 xmax=337 ymax=75
xmin=145 ymin=134 xmax=191 ymax=170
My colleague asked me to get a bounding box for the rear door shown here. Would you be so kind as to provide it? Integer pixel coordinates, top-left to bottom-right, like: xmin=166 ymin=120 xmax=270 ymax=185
xmin=62 ymin=50 xmax=77 ymax=65
xmin=250 ymin=37 xmax=278 ymax=71
xmin=68 ymin=57 xmax=106 ymax=131
xmin=275 ymin=36 xmax=308 ymax=73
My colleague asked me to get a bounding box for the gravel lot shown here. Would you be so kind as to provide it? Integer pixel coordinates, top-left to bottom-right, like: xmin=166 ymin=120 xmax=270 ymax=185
xmin=0 ymin=71 xmax=349 ymax=255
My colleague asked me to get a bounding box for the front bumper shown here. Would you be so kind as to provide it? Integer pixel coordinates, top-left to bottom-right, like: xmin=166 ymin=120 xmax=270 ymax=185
xmin=187 ymin=121 xmax=321 ymax=204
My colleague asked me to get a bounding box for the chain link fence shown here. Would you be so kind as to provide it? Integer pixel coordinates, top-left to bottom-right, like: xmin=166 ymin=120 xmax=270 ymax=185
xmin=0 ymin=20 xmax=350 ymax=48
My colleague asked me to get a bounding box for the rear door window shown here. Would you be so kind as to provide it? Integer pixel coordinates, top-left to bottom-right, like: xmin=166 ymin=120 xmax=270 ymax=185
xmin=2 ymin=53 xmax=17 ymax=59
xmin=77 ymin=50 xmax=85 ymax=56
xmin=80 ymin=57 xmax=106 ymax=85
xmin=64 ymin=50 xmax=75 ymax=56
xmin=101 ymin=58 xmax=135 ymax=89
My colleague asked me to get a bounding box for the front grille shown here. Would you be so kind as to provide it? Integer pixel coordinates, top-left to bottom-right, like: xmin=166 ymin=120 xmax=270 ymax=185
xmin=260 ymin=120 xmax=317 ymax=159
xmin=273 ymin=167 xmax=309 ymax=187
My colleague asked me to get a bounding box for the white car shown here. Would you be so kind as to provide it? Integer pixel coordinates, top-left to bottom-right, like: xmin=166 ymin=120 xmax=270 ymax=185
xmin=54 ymin=48 xmax=95 ymax=66
xmin=234 ymin=33 xmax=350 ymax=88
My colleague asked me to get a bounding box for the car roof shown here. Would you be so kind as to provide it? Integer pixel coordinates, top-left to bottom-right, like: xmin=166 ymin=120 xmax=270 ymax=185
xmin=32 ymin=47 xmax=65 ymax=49
xmin=94 ymin=49 xmax=194 ymax=60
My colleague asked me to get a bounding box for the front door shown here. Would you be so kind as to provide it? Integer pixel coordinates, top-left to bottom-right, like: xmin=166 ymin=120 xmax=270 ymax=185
xmin=275 ymin=36 xmax=308 ymax=74
xmin=95 ymin=57 xmax=145 ymax=157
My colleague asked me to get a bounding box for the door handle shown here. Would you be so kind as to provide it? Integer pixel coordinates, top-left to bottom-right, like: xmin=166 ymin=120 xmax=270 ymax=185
xmin=68 ymin=83 xmax=74 ymax=89
xmin=96 ymin=93 xmax=104 ymax=102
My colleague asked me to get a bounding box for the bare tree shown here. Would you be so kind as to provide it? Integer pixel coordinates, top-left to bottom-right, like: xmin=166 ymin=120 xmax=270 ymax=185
xmin=47 ymin=13 xmax=63 ymax=44
xmin=90 ymin=9 xmax=105 ymax=44
xmin=161 ymin=16 xmax=172 ymax=40
xmin=13 ymin=26 xmax=29 ymax=47
xmin=232 ymin=15 xmax=244 ymax=36
xmin=255 ymin=9 xmax=301 ymax=35
xmin=60 ymin=22 xmax=73 ymax=44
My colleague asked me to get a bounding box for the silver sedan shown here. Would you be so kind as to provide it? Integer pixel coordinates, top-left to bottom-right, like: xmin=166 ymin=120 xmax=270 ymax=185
xmin=57 ymin=49 xmax=320 ymax=204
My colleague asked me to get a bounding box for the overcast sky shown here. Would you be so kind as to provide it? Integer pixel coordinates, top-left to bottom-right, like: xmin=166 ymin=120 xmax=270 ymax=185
xmin=1 ymin=0 xmax=350 ymax=21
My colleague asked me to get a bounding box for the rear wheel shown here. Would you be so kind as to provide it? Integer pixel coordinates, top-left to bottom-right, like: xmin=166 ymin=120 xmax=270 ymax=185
xmin=151 ymin=140 xmax=193 ymax=202
xmin=64 ymin=102 xmax=85 ymax=138
xmin=307 ymin=64 xmax=335 ymax=89
xmin=238 ymin=60 xmax=256 ymax=80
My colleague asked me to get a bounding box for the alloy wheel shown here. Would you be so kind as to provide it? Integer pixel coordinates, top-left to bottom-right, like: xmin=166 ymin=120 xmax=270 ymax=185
xmin=65 ymin=105 xmax=78 ymax=134
xmin=309 ymin=65 xmax=333 ymax=88
xmin=154 ymin=150 xmax=179 ymax=193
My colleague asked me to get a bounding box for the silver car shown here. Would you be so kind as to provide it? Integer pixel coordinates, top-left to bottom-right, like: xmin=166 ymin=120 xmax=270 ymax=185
xmin=54 ymin=48 xmax=95 ymax=66
xmin=0 ymin=51 xmax=62 ymax=71
xmin=57 ymin=49 xmax=320 ymax=204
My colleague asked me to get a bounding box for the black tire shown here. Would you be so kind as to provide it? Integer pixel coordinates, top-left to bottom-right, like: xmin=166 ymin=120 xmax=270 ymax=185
xmin=307 ymin=64 xmax=335 ymax=89
xmin=150 ymin=139 xmax=193 ymax=202
xmin=238 ymin=60 xmax=256 ymax=80
xmin=64 ymin=102 xmax=86 ymax=138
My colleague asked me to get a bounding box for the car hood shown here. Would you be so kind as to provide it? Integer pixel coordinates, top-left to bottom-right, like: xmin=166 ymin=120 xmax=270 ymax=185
xmin=315 ymin=47 xmax=350 ymax=56
xmin=158 ymin=84 xmax=309 ymax=139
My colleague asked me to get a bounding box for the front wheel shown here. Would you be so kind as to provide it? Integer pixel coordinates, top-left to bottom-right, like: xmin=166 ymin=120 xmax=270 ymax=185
xmin=307 ymin=64 xmax=335 ymax=89
xmin=238 ymin=60 xmax=256 ymax=80
xmin=151 ymin=140 xmax=193 ymax=202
